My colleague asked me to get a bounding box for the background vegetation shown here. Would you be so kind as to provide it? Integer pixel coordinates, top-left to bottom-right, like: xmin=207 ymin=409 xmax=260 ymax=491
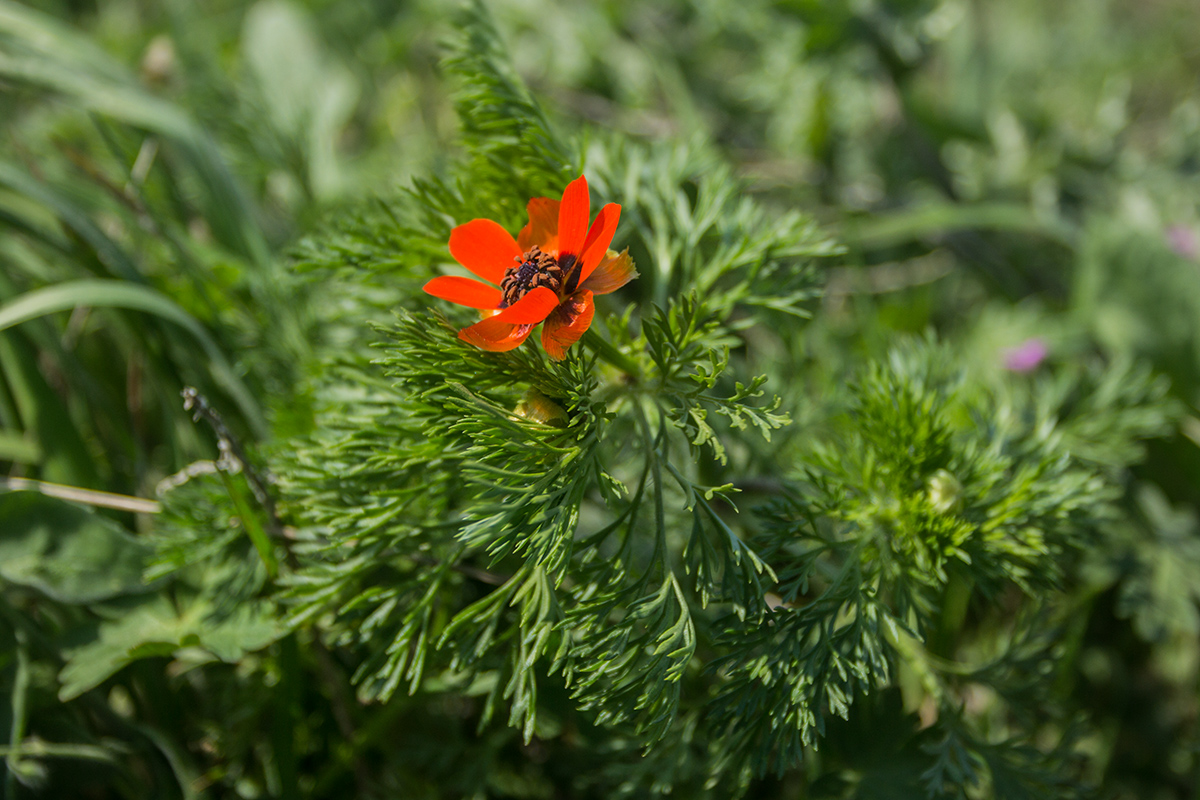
xmin=2 ymin=0 xmax=1200 ymax=797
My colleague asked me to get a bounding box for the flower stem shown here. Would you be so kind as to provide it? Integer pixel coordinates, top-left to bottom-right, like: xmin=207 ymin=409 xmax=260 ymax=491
xmin=583 ymin=329 xmax=640 ymax=378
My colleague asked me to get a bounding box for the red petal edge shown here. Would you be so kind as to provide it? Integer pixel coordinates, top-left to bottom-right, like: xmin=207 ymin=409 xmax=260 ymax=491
xmin=423 ymin=276 xmax=503 ymax=309
xmin=577 ymin=203 xmax=621 ymax=285
xmin=579 ymin=249 xmax=638 ymax=296
xmin=541 ymin=292 xmax=595 ymax=360
xmin=556 ymin=175 xmax=590 ymax=257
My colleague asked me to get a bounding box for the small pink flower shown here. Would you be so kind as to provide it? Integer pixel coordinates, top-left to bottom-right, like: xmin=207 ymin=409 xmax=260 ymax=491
xmin=1002 ymin=338 xmax=1048 ymax=373
xmin=1166 ymin=224 xmax=1199 ymax=261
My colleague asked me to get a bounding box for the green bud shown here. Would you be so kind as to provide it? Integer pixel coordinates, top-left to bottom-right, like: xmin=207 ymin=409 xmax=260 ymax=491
xmin=926 ymin=469 xmax=963 ymax=514
xmin=514 ymin=389 xmax=568 ymax=427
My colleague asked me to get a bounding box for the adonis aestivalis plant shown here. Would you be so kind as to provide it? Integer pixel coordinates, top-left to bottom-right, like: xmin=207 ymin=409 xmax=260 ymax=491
xmin=424 ymin=175 xmax=637 ymax=359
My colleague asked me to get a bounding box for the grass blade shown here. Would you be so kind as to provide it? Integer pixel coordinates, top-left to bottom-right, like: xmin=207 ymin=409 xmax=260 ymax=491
xmin=0 ymin=280 xmax=264 ymax=436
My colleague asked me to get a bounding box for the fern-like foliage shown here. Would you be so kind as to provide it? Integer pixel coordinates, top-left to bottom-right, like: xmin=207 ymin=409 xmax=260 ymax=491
xmin=151 ymin=4 xmax=1181 ymax=796
xmin=706 ymin=341 xmax=1173 ymax=787
xmin=272 ymin=1 xmax=833 ymax=759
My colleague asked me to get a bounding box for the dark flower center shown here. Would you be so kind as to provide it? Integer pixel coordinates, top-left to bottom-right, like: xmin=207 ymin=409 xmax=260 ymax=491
xmin=500 ymin=246 xmax=576 ymax=307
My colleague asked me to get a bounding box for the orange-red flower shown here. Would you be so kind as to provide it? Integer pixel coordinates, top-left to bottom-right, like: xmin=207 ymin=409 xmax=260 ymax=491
xmin=424 ymin=175 xmax=637 ymax=360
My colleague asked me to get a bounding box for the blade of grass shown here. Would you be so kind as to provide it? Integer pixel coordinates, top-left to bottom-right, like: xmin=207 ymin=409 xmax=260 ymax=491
xmin=0 ymin=742 xmax=117 ymax=763
xmin=0 ymin=430 xmax=39 ymax=463
xmin=0 ymin=332 xmax=98 ymax=485
xmin=5 ymin=628 xmax=30 ymax=797
xmin=217 ymin=470 xmax=278 ymax=578
xmin=0 ymin=8 xmax=269 ymax=267
xmin=0 ymin=280 xmax=264 ymax=436
xmin=0 ymin=160 xmax=145 ymax=283
xmin=0 ymin=3 xmax=129 ymax=81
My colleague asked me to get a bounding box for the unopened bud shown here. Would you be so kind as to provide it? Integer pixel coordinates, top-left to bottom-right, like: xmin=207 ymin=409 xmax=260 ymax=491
xmin=514 ymin=389 xmax=568 ymax=427
xmin=926 ymin=469 xmax=963 ymax=514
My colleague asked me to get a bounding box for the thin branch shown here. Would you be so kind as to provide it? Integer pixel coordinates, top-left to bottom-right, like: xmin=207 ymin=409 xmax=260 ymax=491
xmin=182 ymin=387 xmax=283 ymax=538
xmin=1 ymin=477 xmax=160 ymax=514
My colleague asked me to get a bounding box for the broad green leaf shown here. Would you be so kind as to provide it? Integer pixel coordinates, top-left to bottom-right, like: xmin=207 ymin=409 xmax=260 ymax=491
xmin=199 ymin=605 xmax=281 ymax=662
xmin=58 ymin=595 xmax=188 ymax=701
xmin=58 ymin=594 xmax=281 ymax=700
xmin=0 ymin=492 xmax=152 ymax=604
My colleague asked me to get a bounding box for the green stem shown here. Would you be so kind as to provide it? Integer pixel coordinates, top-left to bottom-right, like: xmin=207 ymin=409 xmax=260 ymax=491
xmin=6 ymin=628 xmax=29 ymax=797
xmin=0 ymin=743 xmax=114 ymax=762
xmin=582 ymin=329 xmax=640 ymax=378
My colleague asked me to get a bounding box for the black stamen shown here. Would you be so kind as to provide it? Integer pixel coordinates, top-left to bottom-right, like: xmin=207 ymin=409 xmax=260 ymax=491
xmin=560 ymin=253 xmax=580 ymax=294
xmin=501 ymin=246 xmax=564 ymax=306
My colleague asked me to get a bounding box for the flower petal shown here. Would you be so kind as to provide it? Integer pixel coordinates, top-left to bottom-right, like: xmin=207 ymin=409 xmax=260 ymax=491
xmin=518 ymin=197 xmax=560 ymax=252
xmin=557 ymin=175 xmax=590 ymax=257
xmin=423 ymin=276 xmax=503 ymax=309
xmin=494 ymin=286 xmax=560 ymax=323
xmin=458 ymin=319 xmax=536 ymax=352
xmin=541 ymin=291 xmax=595 ymax=360
xmin=581 ymin=203 xmax=620 ymax=258
xmin=457 ymin=286 xmax=562 ymax=351
xmin=579 ymin=249 xmax=638 ymax=295
xmin=576 ymin=203 xmax=621 ymax=286
xmin=448 ymin=219 xmax=521 ymax=284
